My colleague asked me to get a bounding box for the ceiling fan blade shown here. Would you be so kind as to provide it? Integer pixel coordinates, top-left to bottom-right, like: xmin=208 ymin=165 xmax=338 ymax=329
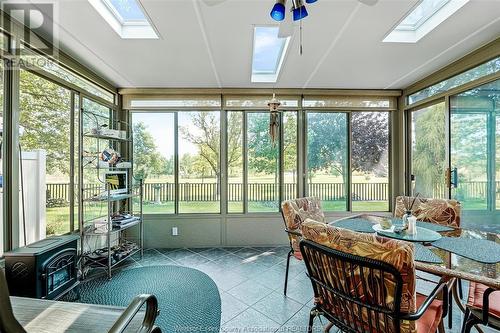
xmin=201 ymin=0 xmax=227 ymax=6
xmin=358 ymin=0 xmax=378 ymax=6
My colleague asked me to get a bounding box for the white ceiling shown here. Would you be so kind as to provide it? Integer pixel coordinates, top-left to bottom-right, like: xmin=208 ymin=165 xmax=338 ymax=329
xmin=45 ymin=0 xmax=500 ymax=89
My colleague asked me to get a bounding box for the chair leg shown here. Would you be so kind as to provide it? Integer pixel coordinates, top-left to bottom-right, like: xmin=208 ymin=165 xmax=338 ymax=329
xmin=458 ymin=278 xmax=463 ymax=299
xmin=308 ymin=309 xmax=315 ymax=333
xmin=284 ymin=250 xmax=293 ymax=296
xmin=448 ymin=286 xmax=453 ymax=329
xmin=324 ymin=321 xmax=334 ymax=333
xmin=460 ymin=308 xmax=471 ymax=333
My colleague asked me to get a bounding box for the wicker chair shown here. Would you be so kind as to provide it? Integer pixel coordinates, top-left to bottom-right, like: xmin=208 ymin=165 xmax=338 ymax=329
xmin=281 ymin=197 xmax=326 ymax=295
xmin=300 ymin=219 xmax=447 ymax=333
xmin=0 ymin=269 xmax=161 ymax=333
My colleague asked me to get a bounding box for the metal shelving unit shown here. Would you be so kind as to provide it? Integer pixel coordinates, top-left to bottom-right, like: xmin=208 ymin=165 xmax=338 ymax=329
xmin=79 ymin=108 xmax=143 ymax=280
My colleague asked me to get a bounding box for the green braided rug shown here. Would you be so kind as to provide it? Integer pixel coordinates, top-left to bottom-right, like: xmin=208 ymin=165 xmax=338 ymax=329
xmin=74 ymin=265 xmax=221 ymax=332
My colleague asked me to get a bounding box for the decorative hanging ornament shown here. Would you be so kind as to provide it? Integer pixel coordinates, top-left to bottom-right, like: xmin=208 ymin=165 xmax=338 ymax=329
xmin=268 ymin=93 xmax=281 ymax=145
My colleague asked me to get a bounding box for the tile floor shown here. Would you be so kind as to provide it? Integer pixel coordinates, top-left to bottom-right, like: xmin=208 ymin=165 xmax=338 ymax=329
xmin=120 ymin=246 xmax=491 ymax=333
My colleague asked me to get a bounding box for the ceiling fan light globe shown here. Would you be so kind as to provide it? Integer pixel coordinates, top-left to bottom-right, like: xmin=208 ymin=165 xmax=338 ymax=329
xmin=292 ymin=5 xmax=308 ymax=21
xmin=270 ymin=3 xmax=286 ymax=21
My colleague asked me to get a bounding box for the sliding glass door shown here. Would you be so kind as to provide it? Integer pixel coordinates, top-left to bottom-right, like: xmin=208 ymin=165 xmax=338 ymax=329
xmin=409 ymin=79 xmax=500 ymax=232
xmin=450 ymin=79 xmax=499 ymax=231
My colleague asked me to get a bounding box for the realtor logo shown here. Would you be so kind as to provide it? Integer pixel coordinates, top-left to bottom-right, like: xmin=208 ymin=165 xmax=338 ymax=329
xmin=1 ymin=1 xmax=58 ymax=55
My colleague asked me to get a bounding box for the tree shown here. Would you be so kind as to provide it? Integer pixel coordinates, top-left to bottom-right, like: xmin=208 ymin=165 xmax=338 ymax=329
xmin=19 ymin=70 xmax=72 ymax=175
xmin=180 ymin=112 xmax=221 ymax=179
xmin=412 ymin=103 xmax=446 ymax=197
xmin=351 ymin=112 xmax=389 ymax=177
xmin=307 ymin=113 xmax=348 ymax=182
xmin=247 ymin=113 xmax=278 ymax=174
xmin=283 ymin=113 xmax=297 ymax=181
xmin=133 ymin=122 xmax=169 ymax=180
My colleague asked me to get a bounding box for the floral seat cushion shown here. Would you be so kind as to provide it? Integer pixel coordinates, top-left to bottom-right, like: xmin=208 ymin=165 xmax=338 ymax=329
xmin=281 ymin=197 xmax=325 ymax=259
xmin=395 ymin=196 xmax=461 ymax=228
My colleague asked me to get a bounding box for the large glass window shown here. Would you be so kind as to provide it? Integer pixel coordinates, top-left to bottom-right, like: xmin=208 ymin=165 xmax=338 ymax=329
xmin=247 ymin=112 xmax=279 ymax=212
xmin=283 ymin=112 xmax=298 ymax=201
xmin=410 ymin=102 xmax=447 ymax=198
xmin=409 ymin=57 xmax=500 ymax=104
xmin=132 ymin=113 xmax=175 ymax=214
xmin=19 ymin=70 xmax=73 ymax=243
xmin=178 ymin=111 xmax=220 ymax=213
xmin=227 ymin=111 xmax=244 ymax=213
xmin=351 ymin=112 xmax=389 ymax=211
xmin=306 ymin=112 xmax=348 ymax=211
xmin=132 ymin=108 xmax=390 ymax=215
xmin=21 ymin=48 xmax=115 ymax=103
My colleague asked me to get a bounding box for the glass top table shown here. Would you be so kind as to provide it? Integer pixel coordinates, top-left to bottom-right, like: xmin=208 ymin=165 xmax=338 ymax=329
xmin=330 ymin=214 xmax=500 ymax=290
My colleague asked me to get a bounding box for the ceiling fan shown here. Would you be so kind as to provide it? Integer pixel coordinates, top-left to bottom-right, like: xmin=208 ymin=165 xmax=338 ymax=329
xmin=200 ymin=0 xmax=379 ymax=38
xmin=272 ymin=0 xmax=379 ymax=38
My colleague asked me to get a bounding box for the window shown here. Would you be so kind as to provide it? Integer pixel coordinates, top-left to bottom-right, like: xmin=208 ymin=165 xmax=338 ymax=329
xmin=283 ymin=112 xmax=298 ymax=201
xmin=351 ymin=112 xmax=389 ymax=211
xmin=247 ymin=112 xmax=279 ymax=212
xmin=307 ymin=112 xmax=348 ymax=211
xmin=19 ymin=70 xmax=73 ymax=243
xmin=178 ymin=111 xmax=220 ymax=213
xmin=383 ymin=0 xmax=469 ymax=43
xmin=132 ymin=110 xmax=221 ymax=214
xmin=21 ymin=48 xmax=115 ymax=103
xmin=227 ymin=111 xmax=244 ymax=213
xmin=133 ymin=107 xmax=389 ymax=215
xmin=410 ymin=102 xmax=447 ymax=198
xmin=251 ymin=26 xmax=290 ymax=83
xmin=88 ymin=0 xmax=159 ymax=39
xmin=132 ymin=113 xmax=175 ymax=214
xmin=408 ymin=57 xmax=500 ymax=104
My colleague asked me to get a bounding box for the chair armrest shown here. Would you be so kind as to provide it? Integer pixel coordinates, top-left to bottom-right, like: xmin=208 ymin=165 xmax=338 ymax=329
xmin=400 ymin=280 xmax=448 ymax=321
xmin=108 ymin=294 xmax=159 ymax=333
xmin=285 ymin=228 xmax=302 ymax=237
xmin=481 ymin=287 xmax=497 ymax=325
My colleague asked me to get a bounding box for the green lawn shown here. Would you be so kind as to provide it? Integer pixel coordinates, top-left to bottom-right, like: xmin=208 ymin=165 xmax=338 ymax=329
xmin=46 ymin=200 xmax=389 ymax=235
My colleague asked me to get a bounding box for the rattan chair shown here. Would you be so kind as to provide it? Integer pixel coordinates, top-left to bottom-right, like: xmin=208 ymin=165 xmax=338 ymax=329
xmin=0 ymin=269 xmax=161 ymax=333
xmin=300 ymin=220 xmax=447 ymax=333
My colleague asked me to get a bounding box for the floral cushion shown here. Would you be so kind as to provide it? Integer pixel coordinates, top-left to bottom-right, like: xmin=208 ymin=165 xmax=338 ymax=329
xmin=281 ymin=197 xmax=325 ymax=259
xmin=394 ymin=196 xmax=461 ymax=228
xmin=301 ymin=219 xmax=417 ymax=333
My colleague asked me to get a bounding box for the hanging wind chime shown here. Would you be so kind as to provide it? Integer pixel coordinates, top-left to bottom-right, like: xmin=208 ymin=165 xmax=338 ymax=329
xmin=268 ymin=93 xmax=281 ymax=145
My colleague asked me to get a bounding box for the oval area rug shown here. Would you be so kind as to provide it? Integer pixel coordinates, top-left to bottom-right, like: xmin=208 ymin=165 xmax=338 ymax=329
xmin=75 ymin=265 xmax=221 ymax=332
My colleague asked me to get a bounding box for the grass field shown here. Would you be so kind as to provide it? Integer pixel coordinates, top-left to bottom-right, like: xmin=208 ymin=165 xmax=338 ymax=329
xmin=46 ymin=200 xmax=389 ymax=235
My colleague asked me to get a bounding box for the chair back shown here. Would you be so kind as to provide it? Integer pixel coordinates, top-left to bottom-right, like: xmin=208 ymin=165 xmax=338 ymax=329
xmin=300 ymin=220 xmax=417 ymax=333
xmin=281 ymin=197 xmax=325 ymax=230
xmin=281 ymin=197 xmax=325 ymax=256
xmin=394 ymin=196 xmax=461 ymax=227
xmin=0 ymin=270 xmax=27 ymax=333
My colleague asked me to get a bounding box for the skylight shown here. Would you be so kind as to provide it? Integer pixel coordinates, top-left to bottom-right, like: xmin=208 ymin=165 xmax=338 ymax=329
xmin=383 ymin=0 xmax=469 ymax=43
xmin=251 ymin=26 xmax=290 ymax=83
xmin=88 ymin=0 xmax=158 ymax=39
